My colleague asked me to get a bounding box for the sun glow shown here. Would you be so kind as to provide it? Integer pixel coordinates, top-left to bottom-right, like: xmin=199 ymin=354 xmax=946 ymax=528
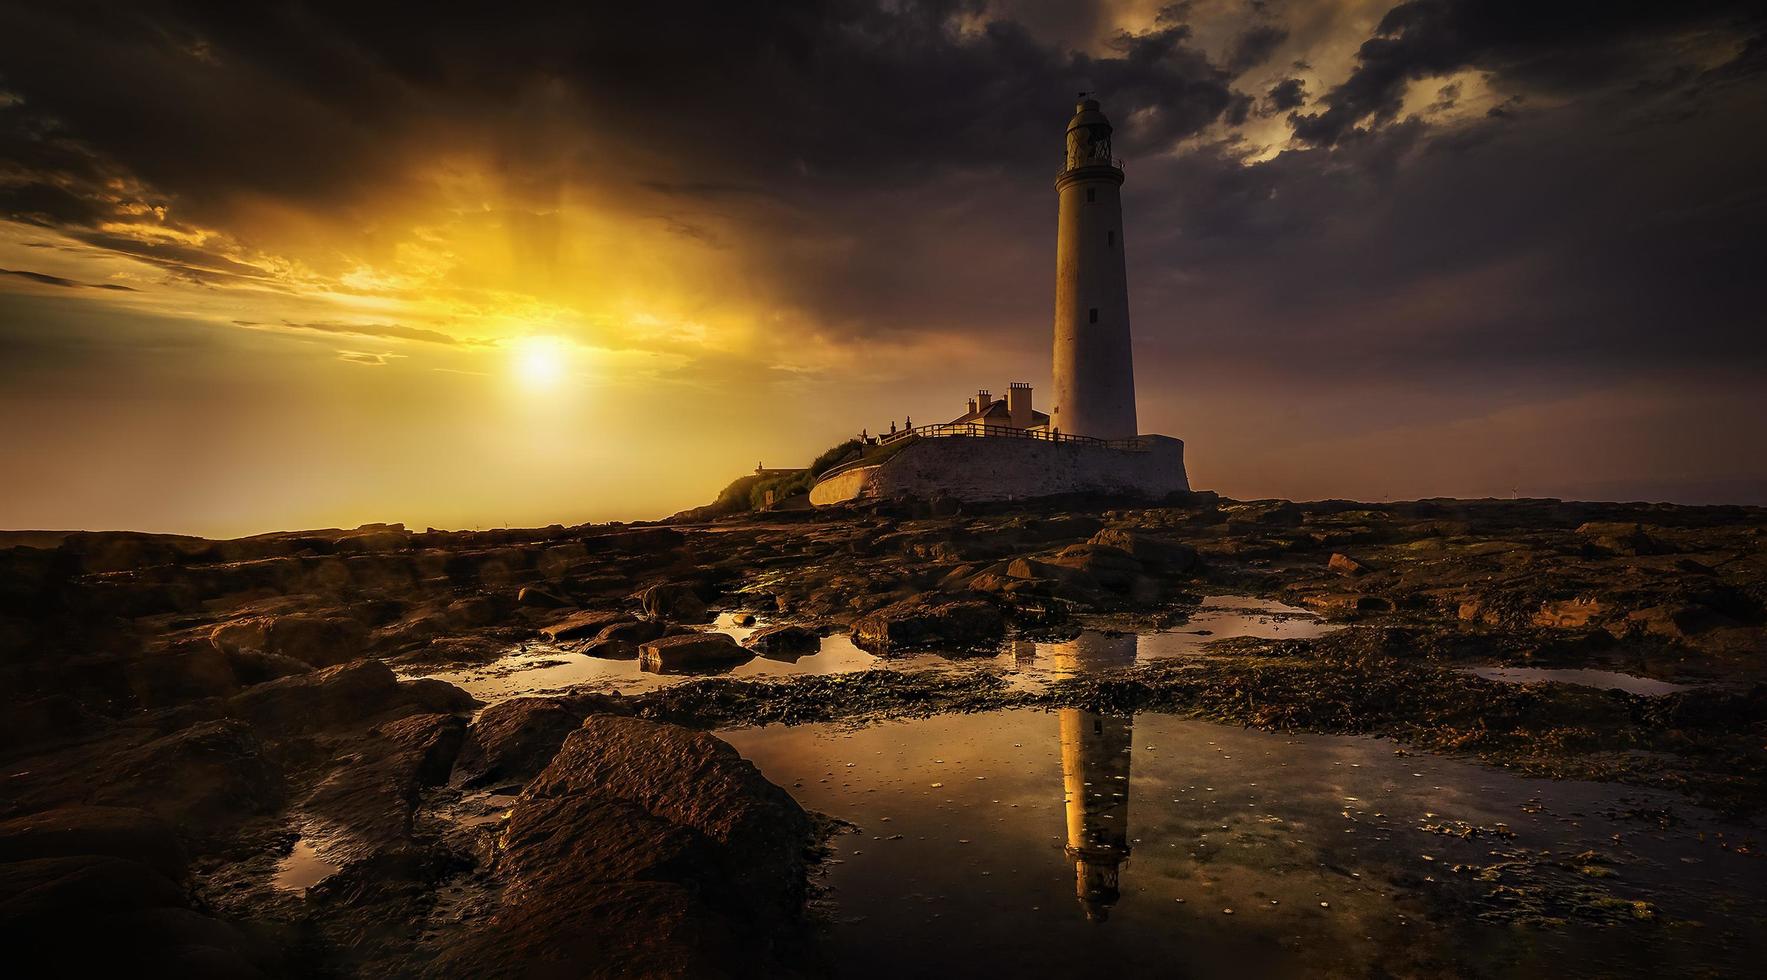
xmin=511 ymin=335 xmax=569 ymax=389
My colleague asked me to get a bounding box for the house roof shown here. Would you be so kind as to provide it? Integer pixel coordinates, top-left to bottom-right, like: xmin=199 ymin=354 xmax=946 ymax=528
xmin=946 ymin=398 xmax=1050 ymax=427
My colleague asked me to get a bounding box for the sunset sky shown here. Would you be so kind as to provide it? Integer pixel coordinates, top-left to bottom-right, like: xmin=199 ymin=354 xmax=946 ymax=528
xmin=2 ymin=1 xmax=1764 ymax=536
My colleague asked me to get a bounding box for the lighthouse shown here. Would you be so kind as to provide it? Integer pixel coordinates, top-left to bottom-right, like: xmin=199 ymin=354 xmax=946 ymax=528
xmin=806 ymin=96 xmax=1188 ymax=508
xmin=1051 ymin=97 xmax=1138 ymax=440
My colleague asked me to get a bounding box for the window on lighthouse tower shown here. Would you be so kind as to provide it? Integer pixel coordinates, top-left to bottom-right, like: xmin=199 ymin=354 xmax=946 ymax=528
xmin=1089 ymin=308 xmax=1099 ymax=323
xmin=1086 ymin=188 xmax=1096 ymax=203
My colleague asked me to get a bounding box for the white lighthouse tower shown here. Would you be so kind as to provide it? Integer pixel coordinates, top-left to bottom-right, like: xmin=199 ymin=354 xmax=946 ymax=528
xmin=1051 ymin=96 xmax=1138 ymax=440
xmin=806 ymin=95 xmax=1188 ymax=508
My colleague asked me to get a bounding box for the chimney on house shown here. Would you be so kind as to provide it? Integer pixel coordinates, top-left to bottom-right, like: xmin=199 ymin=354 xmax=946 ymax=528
xmin=1008 ymin=382 xmax=1034 ymax=428
xmin=977 ymin=389 xmax=992 ymax=415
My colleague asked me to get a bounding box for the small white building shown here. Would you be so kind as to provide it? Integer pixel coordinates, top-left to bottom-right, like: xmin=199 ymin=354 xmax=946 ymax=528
xmin=946 ymin=383 xmax=1049 ymax=430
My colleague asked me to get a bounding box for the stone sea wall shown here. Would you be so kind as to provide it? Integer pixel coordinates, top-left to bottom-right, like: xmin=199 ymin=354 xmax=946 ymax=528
xmin=809 ymin=434 xmax=1188 ymax=505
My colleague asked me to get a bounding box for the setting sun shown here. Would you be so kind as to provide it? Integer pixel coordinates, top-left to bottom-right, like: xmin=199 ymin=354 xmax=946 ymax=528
xmin=511 ymin=336 xmax=569 ymax=389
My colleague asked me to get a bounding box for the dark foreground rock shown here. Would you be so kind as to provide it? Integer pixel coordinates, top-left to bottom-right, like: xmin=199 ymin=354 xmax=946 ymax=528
xmin=430 ymin=715 xmax=813 ymax=978
xmin=744 ymin=624 xmax=821 ymax=660
xmin=640 ymin=582 xmax=713 ymax=623
xmin=0 ymin=854 xmax=274 ymax=977
xmin=0 ymin=806 xmax=187 ymax=880
xmin=851 ymin=595 xmax=1004 ymax=653
xmin=450 ymin=694 xmax=627 ymax=787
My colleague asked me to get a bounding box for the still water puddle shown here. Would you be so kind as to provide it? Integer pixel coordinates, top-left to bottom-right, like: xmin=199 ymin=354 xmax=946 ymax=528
xmin=271 ymin=836 xmax=341 ymax=895
xmin=1461 ymin=667 xmax=1695 ymax=697
xmin=407 ymin=598 xmax=1335 ymax=703
xmin=724 ymin=710 xmax=1764 ymax=978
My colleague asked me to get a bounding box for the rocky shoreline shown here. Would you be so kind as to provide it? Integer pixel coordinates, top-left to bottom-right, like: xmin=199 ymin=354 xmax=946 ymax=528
xmin=2 ymin=493 xmax=1763 ymax=976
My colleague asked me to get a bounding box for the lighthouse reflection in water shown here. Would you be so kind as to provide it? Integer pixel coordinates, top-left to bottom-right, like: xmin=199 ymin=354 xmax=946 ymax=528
xmin=1046 ymin=632 xmax=1138 ymax=921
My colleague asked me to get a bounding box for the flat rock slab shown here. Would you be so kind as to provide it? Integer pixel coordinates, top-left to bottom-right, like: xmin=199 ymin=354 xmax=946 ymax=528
xmin=540 ymin=610 xmax=630 ymax=643
xmin=639 ymin=632 xmax=753 ymax=673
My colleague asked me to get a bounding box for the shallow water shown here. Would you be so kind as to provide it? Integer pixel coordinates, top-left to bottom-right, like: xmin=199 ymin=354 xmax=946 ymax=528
xmin=724 ymin=710 xmax=1765 ymax=979
xmin=271 ymin=837 xmax=340 ymax=894
xmin=1461 ymin=666 xmax=1695 ymax=697
xmin=407 ymin=598 xmax=1335 ymax=703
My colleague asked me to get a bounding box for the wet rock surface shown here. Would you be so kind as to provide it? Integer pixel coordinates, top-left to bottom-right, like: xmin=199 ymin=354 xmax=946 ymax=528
xmin=851 ymin=595 xmax=1005 ymax=652
xmin=0 ymin=496 xmax=1762 ymax=974
xmin=432 ymin=714 xmax=812 ymax=978
xmin=640 ymin=631 xmax=754 ymax=672
xmin=745 ymin=623 xmax=822 ymax=659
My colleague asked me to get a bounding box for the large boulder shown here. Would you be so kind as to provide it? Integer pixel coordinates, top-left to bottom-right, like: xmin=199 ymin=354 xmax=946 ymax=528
xmin=499 ymin=795 xmax=718 ymax=903
xmin=227 ymin=660 xmax=466 ymax=735
xmin=638 ymin=633 xmax=753 ymax=673
xmin=451 ymin=697 xmax=590 ymax=788
xmin=743 ymin=624 xmax=821 ymax=660
xmin=400 ymin=677 xmax=481 ymax=715
xmin=300 ymin=713 xmax=467 ymax=854
xmin=429 ymin=716 xmax=811 ymax=979
xmin=851 ymin=595 xmax=1004 ymax=653
xmin=1005 ymin=556 xmax=1100 ymax=593
xmin=254 ymin=613 xmax=372 ymax=668
xmin=517 ymin=715 xmax=811 ymax=920
xmin=596 ymin=618 xmax=668 ymax=644
xmin=1089 ymin=529 xmax=1199 ymax=572
xmin=640 ymin=583 xmax=711 ymax=624
xmin=581 ymin=637 xmax=639 ymax=660
xmin=540 ymin=610 xmax=630 ymax=643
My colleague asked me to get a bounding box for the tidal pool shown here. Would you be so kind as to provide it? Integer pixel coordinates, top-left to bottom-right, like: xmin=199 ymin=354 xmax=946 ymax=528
xmin=723 ymin=710 xmax=1766 ymax=978
xmin=406 ymin=597 xmax=1335 ymax=703
xmin=271 ymin=835 xmax=341 ymax=895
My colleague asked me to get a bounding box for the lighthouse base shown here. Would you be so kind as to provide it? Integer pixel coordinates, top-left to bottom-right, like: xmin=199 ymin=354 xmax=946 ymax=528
xmin=809 ymin=434 xmax=1188 ymax=506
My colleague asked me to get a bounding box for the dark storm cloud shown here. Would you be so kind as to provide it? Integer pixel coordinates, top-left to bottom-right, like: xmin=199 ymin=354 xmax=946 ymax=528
xmin=1128 ymin=95 xmax=1767 ymax=377
xmin=1 ymin=0 xmax=1765 ymax=380
xmin=1226 ymin=24 xmax=1288 ymax=74
xmin=69 ymin=232 xmax=277 ymax=286
xmin=1264 ymin=77 xmax=1307 ymax=113
xmin=1292 ymin=0 xmax=1767 ymax=146
xmin=0 ymin=1 xmax=1234 ymax=207
xmin=0 ymin=267 xmax=135 ymax=291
